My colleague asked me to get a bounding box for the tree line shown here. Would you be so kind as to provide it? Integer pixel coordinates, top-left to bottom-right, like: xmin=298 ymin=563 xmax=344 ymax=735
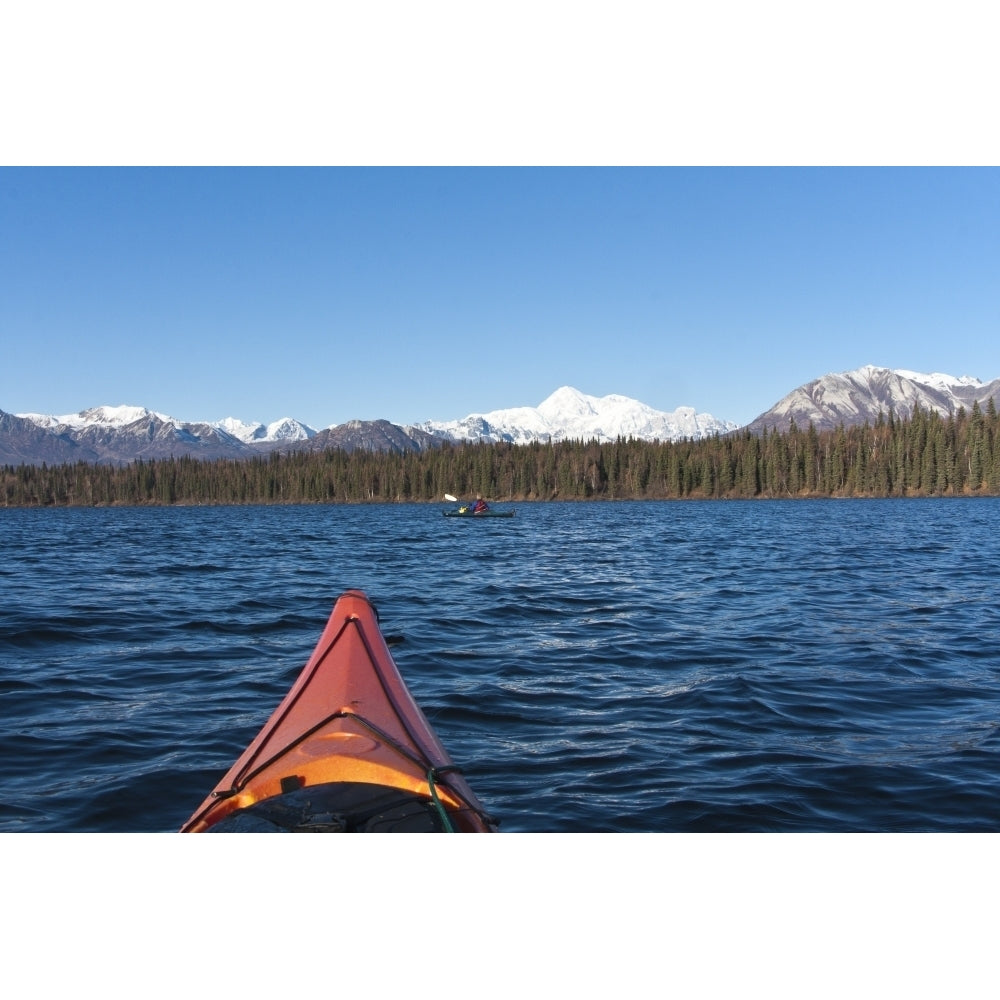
xmin=4 ymin=400 xmax=1000 ymax=507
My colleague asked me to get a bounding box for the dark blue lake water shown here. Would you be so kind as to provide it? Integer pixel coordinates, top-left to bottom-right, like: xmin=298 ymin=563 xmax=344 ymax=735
xmin=3 ymin=498 xmax=999 ymax=833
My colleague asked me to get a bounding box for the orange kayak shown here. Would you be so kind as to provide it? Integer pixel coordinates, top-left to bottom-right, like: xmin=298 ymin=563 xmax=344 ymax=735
xmin=181 ymin=590 xmax=497 ymax=832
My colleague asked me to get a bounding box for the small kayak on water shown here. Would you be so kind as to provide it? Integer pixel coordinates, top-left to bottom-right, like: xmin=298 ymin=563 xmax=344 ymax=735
xmin=181 ymin=589 xmax=497 ymax=832
xmin=441 ymin=493 xmax=515 ymax=518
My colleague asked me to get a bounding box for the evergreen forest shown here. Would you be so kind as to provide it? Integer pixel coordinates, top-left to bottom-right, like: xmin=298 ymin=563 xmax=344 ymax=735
xmin=5 ymin=401 xmax=1000 ymax=507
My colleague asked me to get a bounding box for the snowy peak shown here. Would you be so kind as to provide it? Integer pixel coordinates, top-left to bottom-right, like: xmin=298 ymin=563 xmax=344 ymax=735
xmin=537 ymin=386 xmax=601 ymax=420
xmin=214 ymin=416 xmax=317 ymax=444
xmin=893 ymin=369 xmax=984 ymax=392
xmin=214 ymin=417 xmax=267 ymax=442
xmin=746 ymin=366 xmax=1000 ymax=433
xmin=417 ymin=386 xmax=737 ymax=444
xmin=18 ymin=404 xmax=173 ymax=430
xmin=79 ymin=404 xmax=172 ymax=426
xmin=265 ymin=417 xmax=317 ymax=442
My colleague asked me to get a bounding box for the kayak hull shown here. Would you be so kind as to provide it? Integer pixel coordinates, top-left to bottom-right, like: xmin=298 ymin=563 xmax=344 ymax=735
xmin=443 ymin=509 xmax=516 ymax=518
xmin=181 ymin=589 xmax=496 ymax=832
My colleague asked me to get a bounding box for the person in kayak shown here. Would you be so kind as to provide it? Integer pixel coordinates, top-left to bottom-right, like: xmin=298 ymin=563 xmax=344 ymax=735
xmin=472 ymin=494 xmax=489 ymax=513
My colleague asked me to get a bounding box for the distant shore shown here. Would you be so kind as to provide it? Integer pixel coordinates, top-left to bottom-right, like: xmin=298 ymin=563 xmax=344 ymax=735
xmin=5 ymin=404 xmax=999 ymax=506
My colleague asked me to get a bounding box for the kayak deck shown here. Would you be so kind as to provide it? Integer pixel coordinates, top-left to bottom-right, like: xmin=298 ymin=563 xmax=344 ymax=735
xmin=181 ymin=589 xmax=497 ymax=833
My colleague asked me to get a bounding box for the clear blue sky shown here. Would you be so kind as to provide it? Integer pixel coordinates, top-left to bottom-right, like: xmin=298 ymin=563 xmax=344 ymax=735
xmin=3 ymin=167 xmax=998 ymax=429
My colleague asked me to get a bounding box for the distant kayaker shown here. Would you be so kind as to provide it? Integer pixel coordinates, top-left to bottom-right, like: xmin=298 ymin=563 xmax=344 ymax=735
xmin=472 ymin=494 xmax=489 ymax=513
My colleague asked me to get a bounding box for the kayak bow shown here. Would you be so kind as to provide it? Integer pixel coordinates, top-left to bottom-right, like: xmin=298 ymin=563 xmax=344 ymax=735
xmin=181 ymin=589 xmax=497 ymax=832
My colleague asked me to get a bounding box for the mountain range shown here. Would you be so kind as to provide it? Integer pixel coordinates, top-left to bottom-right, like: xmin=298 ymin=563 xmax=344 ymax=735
xmin=3 ymin=367 xmax=1000 ymax=467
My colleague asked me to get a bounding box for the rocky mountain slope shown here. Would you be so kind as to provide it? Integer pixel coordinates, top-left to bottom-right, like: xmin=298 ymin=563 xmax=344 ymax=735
xmin=744 ymin=366 xmax=1000 ymax=434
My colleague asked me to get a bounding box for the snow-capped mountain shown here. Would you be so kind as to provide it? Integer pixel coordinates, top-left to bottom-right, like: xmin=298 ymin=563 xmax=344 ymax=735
xmin=745 ymin=365 xmax=1000 ymax=434
xmin=9 ymin=405 xmax=255 ymax=464
xmin=214 ymin=416 xmax=317 ymax=444
xmin=17 ymin=404 xmax=174 ymax=430
xmin=19 ymin=406 xmax=315 ymax=445
xmin=418 ymin=386 xmax=738 ymax=444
